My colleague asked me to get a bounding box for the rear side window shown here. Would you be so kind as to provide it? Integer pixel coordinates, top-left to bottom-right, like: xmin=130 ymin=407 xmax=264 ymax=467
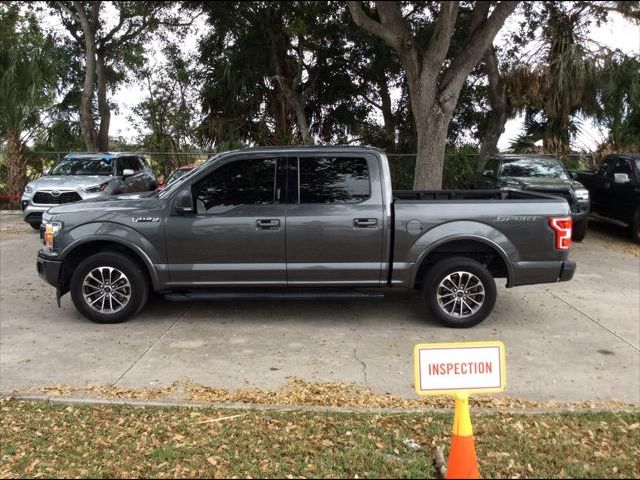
xmin=192 ymin=158 xmax=276 ymax=214
xmin=597 ymin=157 xmax=614 ymax=176
xmin=299 ymin=157 xmax=370 ymax=204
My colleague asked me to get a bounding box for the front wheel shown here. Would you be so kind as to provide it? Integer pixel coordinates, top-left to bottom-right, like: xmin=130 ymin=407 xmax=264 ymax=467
xmin=70 ymin=251 xmax=149 ymax=323
xmin=423 ymin=257 xmax=497 ymax=328
xmin=572 ymin=219 xmax=587 ymax=242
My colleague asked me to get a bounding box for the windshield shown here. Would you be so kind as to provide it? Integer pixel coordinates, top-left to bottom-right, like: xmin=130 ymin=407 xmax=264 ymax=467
xmin=50 ymin=157 xmax=114 ymax=176
xmin=166 ymin=168 xmax=191 ymax=185
xmin=156 ymin=154 xmax=224 ymax=198
xmin=499 ymin=158 xmax=568 ymax=179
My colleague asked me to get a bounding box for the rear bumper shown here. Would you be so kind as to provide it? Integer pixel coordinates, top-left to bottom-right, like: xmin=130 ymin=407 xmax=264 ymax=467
xmin=509 ymin=259 xmax=576 ymax=287
xmin=37 ymin=250 xmax=61 ymax=288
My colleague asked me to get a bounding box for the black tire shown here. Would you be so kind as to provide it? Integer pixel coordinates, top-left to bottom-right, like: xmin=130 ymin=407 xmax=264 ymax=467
xmin=423 ymin=256 xmax=497 ymax=328
xmin=632 ymin=208 xmax=640 ymax=244
xmin=70 ymin=251 xmax=149 ymax=323
xmin=572 ymin=219 xmax=587 ymax=242
xmin=28 ymin=222 xmax=41 ymax=230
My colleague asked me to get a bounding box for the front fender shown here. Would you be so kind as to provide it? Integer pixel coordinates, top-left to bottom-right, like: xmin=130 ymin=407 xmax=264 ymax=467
xmin=57 ymin=221 xmax=165 ymax=289
xmin=406 ymin=221 xmax=517 ymax=287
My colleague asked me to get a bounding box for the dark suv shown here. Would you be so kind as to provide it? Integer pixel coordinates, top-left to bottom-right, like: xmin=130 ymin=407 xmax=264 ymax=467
xmin=473 ymin=154 xmax=590 ymax=241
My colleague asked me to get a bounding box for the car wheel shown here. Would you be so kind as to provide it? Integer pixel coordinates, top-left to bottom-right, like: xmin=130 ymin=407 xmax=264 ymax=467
xmin=632 ymin=208 xmax=640 ymax=244
xmin=423 ymin=256 xmax=497 ymax=328
xmin=70 ymin=251 xmax=149 ymax=324
xmin=572 ymin=219 xmax=587 ymax=242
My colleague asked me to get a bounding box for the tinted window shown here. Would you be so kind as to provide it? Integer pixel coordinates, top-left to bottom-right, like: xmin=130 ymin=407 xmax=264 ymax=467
xmin=613 ymin=159 xmax=632 ymax=175
xmin=299 ymin=157 xmax=370 ymax=204
xmin=499 ymin=158 xmax=568 ymax=179
xmin=50 ymin=157 xmax=113 ymax=176
xmin=598 ymin=157 xmax=614 ymax=176
xmin=116 ymin=157 xmax=142 ymax=174
xmin=193 ymin=158 xmax=276 ymax=214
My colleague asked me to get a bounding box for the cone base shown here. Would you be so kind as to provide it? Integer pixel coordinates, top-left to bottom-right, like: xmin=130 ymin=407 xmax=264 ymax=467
xmin=446 ymin=434 xmax=480 ymax=479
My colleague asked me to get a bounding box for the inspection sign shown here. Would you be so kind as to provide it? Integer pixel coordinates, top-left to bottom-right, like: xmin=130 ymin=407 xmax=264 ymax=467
xmin=414 ymin=341 xmax=506 ymax=395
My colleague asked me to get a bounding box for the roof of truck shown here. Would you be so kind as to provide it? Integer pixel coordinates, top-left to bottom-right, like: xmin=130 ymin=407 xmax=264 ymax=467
xmin=63 ymin=152 xmax=145 ymax=159
xmin=232 ymin=145 xmax=385 ymax=154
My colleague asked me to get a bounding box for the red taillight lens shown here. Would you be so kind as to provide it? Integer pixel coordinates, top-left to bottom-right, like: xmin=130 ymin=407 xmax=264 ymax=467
xmin=549 ymin=216 xmax=572 ymax=250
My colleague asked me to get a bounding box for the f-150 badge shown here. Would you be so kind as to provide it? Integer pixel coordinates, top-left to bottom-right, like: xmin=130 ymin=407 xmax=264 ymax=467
xmin=132 ymin=217 xmax=160 ymax=223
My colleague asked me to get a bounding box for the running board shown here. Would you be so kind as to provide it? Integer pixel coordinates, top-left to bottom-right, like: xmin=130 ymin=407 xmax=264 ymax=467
xmin=164 ymin=288 xmax=385 ymax=302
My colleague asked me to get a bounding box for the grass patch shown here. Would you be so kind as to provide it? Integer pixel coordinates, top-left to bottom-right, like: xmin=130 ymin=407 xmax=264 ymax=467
xmin=0 ymin=399 xmax=638 ymax=478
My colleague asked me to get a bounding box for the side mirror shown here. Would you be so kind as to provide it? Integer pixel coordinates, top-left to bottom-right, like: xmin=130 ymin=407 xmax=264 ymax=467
xmin=569 ymin=171 xmax=578 ymax=179
xmin=614 ymin=173 xmax=630 ymax=184
xmin=482 ymin=170 xmax=495 ymax=178
xmin=174 ymin=188 xmax=194 ymax=215
xmin=122 ymin=168 xmax=135 ymax=178
xmin=43 ymin=168 xmax=50 ymax=176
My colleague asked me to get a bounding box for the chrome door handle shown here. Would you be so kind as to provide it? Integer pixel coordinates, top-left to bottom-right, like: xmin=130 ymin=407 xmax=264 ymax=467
xmin=353 ymin=218 xmax=378 ymax=228
xmin=256 ymin=219 xmax=281 ymax=230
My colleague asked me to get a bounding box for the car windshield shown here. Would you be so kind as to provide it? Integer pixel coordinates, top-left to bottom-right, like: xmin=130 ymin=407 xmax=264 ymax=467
xmin=166 ymin=168 xmax=191 ymax=185
xmin=50 ymin=157 xmax=113 ymax=176
xmin=499 ymin=158 xmax=568 ymax=179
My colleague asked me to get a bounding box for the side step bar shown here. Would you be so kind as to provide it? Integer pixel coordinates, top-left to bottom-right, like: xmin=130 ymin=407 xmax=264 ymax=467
xmin=165 ymin=288 xmax=385 ymax=302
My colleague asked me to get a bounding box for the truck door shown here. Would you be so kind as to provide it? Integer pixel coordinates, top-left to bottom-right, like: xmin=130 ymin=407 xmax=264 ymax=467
xmin=164 ymin=156 xmax=287 ymax=286
xmin=610 ymin=157 xmax=637 ymax=223
xmin=284 ymin=154 xmax=385 ymax=286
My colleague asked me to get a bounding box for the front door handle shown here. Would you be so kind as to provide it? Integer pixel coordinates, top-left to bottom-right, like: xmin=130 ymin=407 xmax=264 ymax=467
xmin=353 ymin=218 xmax=378 ymax=228
xmin=256 ymin=219 xmax=281 ymax=230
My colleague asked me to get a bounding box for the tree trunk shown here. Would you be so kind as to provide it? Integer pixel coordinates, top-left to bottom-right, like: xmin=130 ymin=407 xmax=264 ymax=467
xmin=96 ymin=50 xmax=110 ymax=151
xmin=379 ymin=74 xmax=396 ymax=150
xmin=412 ymin=113 xmax=450 ymax=190
xmin=291 ymin=97 xmax=312 ymax=145
xmin=6 ymin=128 xmax=27 ymax=204
xmin=75 ymin=3 xmax=98 ymax=151
xmin=477 ymin=47 xmax=507 ymax=173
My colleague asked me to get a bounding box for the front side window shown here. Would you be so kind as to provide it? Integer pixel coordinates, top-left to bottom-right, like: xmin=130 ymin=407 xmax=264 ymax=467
xmin=192 ymin=158 xmax=276 ymax=214
xmin=299 ymin=157 xmax=370 ymax=204
xmin=50 ymin=157 xmax=113 ymax=176
xmin=598 ymin=157 xmax=614 ymax=176
xmin=484 ymin=158 xmax=499 ymax=177
xmin=116 ymin=157 xmax=142 ymax=175
xmin=613 ymin=159 xmax=632 ymax=175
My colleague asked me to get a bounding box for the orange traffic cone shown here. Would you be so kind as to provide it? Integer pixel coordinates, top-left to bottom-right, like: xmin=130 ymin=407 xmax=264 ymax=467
xmin=446 ymin=393 xmax=480 ymax=479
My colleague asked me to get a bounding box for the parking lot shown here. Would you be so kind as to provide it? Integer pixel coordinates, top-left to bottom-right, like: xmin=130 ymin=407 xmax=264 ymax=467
xmin=1 ymin=211 xmax=638 ymax=403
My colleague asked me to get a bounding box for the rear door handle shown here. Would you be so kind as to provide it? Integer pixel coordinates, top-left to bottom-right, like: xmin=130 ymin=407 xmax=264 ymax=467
xmin=353 ymin=218 xmax=378 ymax=228
xmin=256 ymin=219 xmax=281 ymax=230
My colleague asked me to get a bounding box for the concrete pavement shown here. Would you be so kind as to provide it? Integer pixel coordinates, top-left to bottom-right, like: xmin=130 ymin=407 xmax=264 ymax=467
xmin=1 ymin=213 xmax=638 ymax=403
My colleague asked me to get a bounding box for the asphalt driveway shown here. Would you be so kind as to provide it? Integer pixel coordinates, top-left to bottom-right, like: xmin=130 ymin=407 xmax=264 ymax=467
xmin=1 ymin=212 xmax=638 ymax=403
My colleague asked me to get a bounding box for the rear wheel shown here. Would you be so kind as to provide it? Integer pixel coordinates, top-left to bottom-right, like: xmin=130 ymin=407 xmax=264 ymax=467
xmin=70 ymin=251 xmax=149 ymax=323
xmin=423 ymin=257 xmax=497 ymax=328
xmin=572 ymin=219 xmax=587 ymax=242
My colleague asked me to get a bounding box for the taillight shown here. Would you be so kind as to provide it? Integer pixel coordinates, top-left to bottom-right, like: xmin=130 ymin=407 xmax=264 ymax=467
xmin=549 ymin=216 xmax=572 ymax=250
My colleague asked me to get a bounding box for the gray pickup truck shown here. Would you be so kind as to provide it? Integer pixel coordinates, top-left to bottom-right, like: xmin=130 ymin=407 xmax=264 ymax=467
xmin=37 ymin=146 xmax=576 ymax=328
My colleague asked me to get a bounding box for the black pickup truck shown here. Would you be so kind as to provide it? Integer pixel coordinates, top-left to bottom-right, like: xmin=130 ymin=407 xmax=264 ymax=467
xmin=574 ymin=153 xmax=640 ymax=243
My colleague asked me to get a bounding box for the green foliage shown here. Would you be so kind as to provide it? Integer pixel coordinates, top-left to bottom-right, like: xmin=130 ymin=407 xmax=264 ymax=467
xmin=0 ymin=5 xmax=60 ymax=139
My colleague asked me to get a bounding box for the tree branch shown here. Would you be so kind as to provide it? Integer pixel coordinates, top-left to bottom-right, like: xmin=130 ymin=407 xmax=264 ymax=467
xmin=347 ymin=1 xmax=403 ymax=51
xmin=440 ymin=1 xmax=519 ymax=98
xmin=423 ymin=1 xmax=460 ymax=67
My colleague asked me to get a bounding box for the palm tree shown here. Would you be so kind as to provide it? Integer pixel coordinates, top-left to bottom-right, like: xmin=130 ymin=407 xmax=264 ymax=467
xmin=507 ymin=3 xmax=599 ymax=155
xmin=0 ymin=6 xmax=59 ymax=202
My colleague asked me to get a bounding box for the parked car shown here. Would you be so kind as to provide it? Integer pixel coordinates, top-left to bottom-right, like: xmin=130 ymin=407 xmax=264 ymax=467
xmin=573 ymin=153 xmax=640 ymax=243
xmin=21 ymin=152 xmax=157 ymax=230
xmin=37 ymin=146 xmax=576 ymax=327
xmin=473 ymin=154 xmax=590 ymax=241
xmin=157 ymin=165 xmax=195 ymax=189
